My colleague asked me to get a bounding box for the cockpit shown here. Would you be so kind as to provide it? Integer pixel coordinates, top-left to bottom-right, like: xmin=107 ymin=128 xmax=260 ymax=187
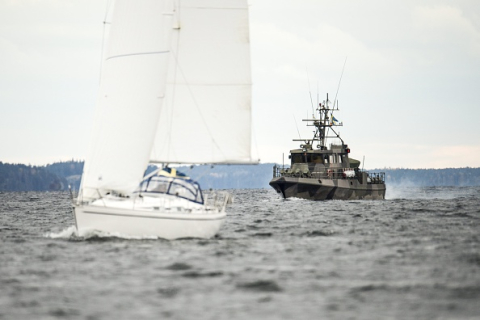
xmin=137 ymin=175 xmax=204 ymax=204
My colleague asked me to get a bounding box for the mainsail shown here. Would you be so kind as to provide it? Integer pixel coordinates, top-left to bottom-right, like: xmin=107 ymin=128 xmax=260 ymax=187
xmin=151 ymin=0 xmax=253 ymax=164
xmin=81 ymin=0 xmax=174 ymax=200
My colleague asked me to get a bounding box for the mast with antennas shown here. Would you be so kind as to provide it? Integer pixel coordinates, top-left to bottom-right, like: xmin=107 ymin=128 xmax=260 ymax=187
xmin=293 ymin=93 xmax=344 ymax=150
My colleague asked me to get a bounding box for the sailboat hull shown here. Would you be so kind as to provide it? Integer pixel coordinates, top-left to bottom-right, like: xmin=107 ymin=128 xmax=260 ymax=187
xmin=73 ymin=205 xmax=226 ymax=240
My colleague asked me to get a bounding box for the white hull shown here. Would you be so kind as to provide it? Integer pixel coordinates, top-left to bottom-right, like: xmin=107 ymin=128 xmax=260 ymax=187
xmin=73 ymin=195 xmax=226 ymax=240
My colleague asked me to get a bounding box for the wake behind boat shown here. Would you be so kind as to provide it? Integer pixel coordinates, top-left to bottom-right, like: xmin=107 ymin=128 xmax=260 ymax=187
xmin=269 ymin=94 xmax=386 ymax=200
xmin=74 ymin=0 xmax=254 ymax=239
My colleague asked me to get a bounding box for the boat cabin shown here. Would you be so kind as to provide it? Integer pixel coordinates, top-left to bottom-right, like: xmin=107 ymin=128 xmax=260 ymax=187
xmin=137 ymin=175 xmax=204 ymax=204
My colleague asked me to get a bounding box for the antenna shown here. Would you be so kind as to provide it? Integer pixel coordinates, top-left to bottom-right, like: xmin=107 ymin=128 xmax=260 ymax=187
xmin=293 ymin=114 xmax=301 ymax=139
xmin=332 ymin=56 xmax=347 ymax=112
xmin=306 ymin=68 xmax=315 ymax=115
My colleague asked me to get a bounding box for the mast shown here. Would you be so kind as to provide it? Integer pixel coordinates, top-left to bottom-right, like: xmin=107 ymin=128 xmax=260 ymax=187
xmin=295 ymin=93 xmax=344 ymax=150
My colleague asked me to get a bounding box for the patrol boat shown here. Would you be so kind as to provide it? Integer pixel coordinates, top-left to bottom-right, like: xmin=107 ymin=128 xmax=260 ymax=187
xmin=269 ymin=94 xmax=386 ymax=200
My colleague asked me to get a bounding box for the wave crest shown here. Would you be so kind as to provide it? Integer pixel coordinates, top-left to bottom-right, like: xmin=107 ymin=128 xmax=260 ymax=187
xmin=45 ymin=226 xmax=159 ymax=240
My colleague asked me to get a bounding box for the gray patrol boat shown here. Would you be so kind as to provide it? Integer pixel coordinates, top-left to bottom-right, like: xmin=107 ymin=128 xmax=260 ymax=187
xmin=270 ymin=94 xmax=386 ymax=200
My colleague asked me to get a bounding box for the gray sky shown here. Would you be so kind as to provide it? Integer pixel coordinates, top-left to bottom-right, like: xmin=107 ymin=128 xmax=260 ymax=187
xmin=1 ymin=0 xmax=479 ymax=169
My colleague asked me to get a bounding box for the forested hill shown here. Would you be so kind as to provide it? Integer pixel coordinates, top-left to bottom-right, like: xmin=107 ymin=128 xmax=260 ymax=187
xmin=44 ymin=160 xmax=84 ymax=190
xmin=1 ymin=160 xmax=480 ymax=191
xmin=0 ymin=162 xmax=70 ymax=191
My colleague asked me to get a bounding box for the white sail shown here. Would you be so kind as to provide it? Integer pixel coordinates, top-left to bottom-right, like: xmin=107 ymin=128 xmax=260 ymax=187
xmin=81 ymin=0 xmax=174 ymax=200
xmin=150 ymin=0 xmax=253 ymax=164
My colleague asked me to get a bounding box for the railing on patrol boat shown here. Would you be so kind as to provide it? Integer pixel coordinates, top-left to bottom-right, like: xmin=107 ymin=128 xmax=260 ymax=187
xmin=272 ymin=165 xmax=385 ymax=184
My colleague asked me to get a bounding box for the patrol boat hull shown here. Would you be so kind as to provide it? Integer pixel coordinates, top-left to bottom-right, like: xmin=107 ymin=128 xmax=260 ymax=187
xmin=270 ymin=176 xmax=386 ymax=201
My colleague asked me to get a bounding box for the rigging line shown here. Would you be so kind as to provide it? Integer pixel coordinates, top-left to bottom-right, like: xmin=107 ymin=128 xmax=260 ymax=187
xmin=169 ymin=49 xmax=226 ymax=159
xmin=170 ymin=0 xmax=224 ymax=160
xmin=98 ymin=0 xmax=112 ymax=85
xmin=332 ymin=56 xmax=347 ymax=114
xmin=185 ymin=165 xmax=216 ymax=183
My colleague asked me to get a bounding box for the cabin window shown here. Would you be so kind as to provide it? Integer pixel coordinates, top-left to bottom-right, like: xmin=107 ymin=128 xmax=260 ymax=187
xmin=138 ymin=176 xmax=204 ymax=204
xmin=310 ymin=154 xmax=323 ymax=163
xmin=291 ymin=154 xmax=304 ymax=164
xmin=291 ymin=153 xmax=324 ymax=163
xmin=146 ymin=179 xmax=169 ymax=193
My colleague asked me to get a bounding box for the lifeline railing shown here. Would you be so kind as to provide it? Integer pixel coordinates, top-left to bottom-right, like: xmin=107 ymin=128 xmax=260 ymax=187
xmin=203 ymin=190 xmax=233 ymax=212
xmin=72 ymin=187 xmax=233 ymax=212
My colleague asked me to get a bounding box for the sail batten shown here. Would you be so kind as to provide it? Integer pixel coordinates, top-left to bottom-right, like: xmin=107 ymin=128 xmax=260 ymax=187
xmin=106 ymin=51 xmax=170 ymax=61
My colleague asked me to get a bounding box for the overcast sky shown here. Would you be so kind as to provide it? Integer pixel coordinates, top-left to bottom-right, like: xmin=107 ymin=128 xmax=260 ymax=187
xmin=1 ymin=0 xmax=479 ymax=169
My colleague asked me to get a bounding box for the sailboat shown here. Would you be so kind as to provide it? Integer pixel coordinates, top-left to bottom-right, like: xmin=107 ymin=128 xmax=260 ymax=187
xmin=73 ymin=0 xmax=254 ymax=239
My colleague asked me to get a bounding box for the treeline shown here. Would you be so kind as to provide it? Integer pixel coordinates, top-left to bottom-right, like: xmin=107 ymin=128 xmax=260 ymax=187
xmin=45 ymin=160 xmax=84 ymax=178
xmin=1 ymin=160 xmax=480 ymax=191
xmin=0 ymin=162 xmax=68 ymax=191
xmin=45 ymin=160 xmax=84 ymax=191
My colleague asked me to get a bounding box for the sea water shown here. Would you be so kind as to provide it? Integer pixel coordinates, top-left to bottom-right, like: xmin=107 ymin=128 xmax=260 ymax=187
xmin=1 ymin=187 xmax=479 ymax=320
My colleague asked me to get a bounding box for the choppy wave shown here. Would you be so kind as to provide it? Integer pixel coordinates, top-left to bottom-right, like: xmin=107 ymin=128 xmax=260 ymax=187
xmin=284 ymin=196 xmax=308 ymax=201
xmin=45 ymin=225 xmax=159 ymax=240
xmin=45 ymin=225 xmax=78 ymax=238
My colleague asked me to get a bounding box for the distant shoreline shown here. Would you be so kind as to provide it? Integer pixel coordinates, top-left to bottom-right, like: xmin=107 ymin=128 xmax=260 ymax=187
xmin=1 ymin=160 xmax=480 ymax=191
